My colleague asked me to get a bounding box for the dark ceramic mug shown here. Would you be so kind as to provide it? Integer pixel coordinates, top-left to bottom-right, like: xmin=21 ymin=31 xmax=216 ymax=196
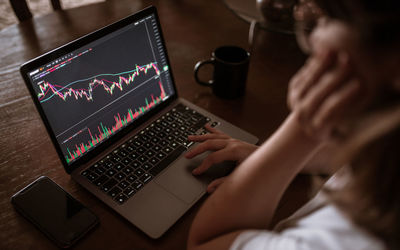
xmin=194 ymin=46 xmax=250 ymax=99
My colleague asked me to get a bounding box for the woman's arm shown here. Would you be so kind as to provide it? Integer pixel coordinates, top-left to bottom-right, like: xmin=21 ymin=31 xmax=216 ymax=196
xmin=187 ymin=113 xmax=322 ymax=250
xmin=187 ymin=48 xmax=362 ymax=249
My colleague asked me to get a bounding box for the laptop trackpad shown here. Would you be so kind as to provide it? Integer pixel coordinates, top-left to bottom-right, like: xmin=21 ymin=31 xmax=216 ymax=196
xmin=155 ymin=157 xmax=207 ymax=204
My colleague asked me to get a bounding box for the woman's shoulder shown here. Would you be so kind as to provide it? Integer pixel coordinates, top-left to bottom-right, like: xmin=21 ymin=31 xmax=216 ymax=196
xmin=231 ymin=203 xmax=385 ymax=250
xmin=230 ymin=170 xmax=385 ymax=250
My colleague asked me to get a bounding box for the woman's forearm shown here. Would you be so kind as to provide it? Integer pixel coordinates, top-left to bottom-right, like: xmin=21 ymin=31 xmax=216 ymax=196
xmin=187 ymin=113 xmax=322 ymax=250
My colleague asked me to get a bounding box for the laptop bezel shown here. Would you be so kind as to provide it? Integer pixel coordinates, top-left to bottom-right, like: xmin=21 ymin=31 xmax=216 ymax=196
xmin=20 ymin=6 xmax=179 ymax=174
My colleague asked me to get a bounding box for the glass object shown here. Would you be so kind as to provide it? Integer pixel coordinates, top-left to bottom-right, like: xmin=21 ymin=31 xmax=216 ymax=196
xmin=293 ymin=0 xmax=323 ymax=53
xmin=256 ymin=0 xmax=297 ymax=32
xmin=223 ymin=0 xmax=295 ymax=34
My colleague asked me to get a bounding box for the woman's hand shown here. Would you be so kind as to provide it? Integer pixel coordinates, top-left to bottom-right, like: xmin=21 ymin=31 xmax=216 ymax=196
xmin=288 ymin=49 xmax=362 ymax=141
xmin=185 ymin=124 xmax=258 ymax=193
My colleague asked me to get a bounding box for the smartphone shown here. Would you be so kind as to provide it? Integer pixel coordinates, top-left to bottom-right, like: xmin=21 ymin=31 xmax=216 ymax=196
xmin=11 ymin=176 xmax=99 ymax=248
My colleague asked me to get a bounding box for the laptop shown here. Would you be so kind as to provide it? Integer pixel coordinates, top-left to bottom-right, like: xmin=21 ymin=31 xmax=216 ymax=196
xmin=20 ymin=6 xmax=258 ymax=239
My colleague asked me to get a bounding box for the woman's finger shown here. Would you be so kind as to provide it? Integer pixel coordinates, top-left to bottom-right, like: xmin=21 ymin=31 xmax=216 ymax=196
xmin=192 ymin=148 xmax=236 ymax=175
xmin=297 ymin=53 xmax=351 ymax=122
xmin=311 ymin=78 xmax=361 ymax=138
xmin=188 ymin=133 xmax=230 ymax=142
xmin=207 ymin=177 xmax=228 ymax=193
xmin=288 ymin=49 xmax=334 ymax=109
xmin=185 ymin=139 xmax=228 ymax=159
xmin=203 ymin=123 xmax=225 ymax=134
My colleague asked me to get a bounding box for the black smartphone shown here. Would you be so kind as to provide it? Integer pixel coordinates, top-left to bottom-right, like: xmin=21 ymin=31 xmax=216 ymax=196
xmin=11 ymin=176 xmax=99 ymax=248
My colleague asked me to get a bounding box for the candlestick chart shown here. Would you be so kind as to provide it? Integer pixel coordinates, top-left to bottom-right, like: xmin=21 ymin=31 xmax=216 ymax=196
xmin=37 ymin=62 xmax=160 ymax=103
xmin=28 ymin=13 xmax=175 ymax=165
xmin=65 ymin=81 xmax=166 ymax=163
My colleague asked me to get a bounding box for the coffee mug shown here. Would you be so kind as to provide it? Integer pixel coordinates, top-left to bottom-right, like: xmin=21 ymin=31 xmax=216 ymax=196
xmin=194 ymin=46 xmax=250 ymax=99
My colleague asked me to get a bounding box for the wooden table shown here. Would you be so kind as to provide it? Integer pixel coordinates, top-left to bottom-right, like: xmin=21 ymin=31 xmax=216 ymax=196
xmin=0 ymin=0 xmax=308 ymax=249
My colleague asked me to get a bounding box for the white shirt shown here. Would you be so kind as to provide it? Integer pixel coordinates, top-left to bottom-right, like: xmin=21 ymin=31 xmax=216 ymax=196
xmin=230 ymin=172 xmax=385 ymax=250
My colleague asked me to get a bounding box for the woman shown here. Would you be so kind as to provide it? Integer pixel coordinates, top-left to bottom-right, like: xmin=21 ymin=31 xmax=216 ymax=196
xmin=186 ymin=0 xmax=400 ymax=249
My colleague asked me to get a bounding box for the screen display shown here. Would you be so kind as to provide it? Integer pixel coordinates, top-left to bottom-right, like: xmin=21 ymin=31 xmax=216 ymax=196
xmin=26 ymin=14 xmax=175 ymax=165
xmin=11 ymin=177 xmax=98 ymax=247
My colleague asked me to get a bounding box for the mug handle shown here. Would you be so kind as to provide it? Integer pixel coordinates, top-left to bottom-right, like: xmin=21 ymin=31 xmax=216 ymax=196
xmin=194 ymin=59 xmax=215 ymax=86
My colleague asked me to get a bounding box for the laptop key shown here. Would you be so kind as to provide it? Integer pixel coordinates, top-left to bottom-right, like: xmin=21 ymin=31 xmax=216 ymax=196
xmin=138 ymin=155 xmax=148 ymax=163
xmin=160 ymin=140 xmax=169 ymax=146
xmin=153 ymin=145 xmax=161 ymax=152
xmin=114 ymin=163 xmax=125 ymax=171
xmin=157 ymin=132 xmax=166 ymax=138
xmin=149 ymin=157 xmax=160 ymax=165
xmin=172 ymin=129 xmax=180 ymax=136
xmin=117 ymin=150 xmax=128 ymax=158
xmin=115 ymin=172 xmax=126 ymax=181
xmin=123 ymin=186 xmax=136 ymax=197
xmin=154 ymin=125 xmax=163 ymax=132
xmin=94 ymin=175 xmax=109 ymax=187
xmin=111 ymin=155 xmax=121 ymax=163
xmin=104 ymin=160 xmax=114 ymax=169
xmin=142 ymin=163 xmax=152 ymax=171
xmin=94 ymin=166 xmax=105 ymax=175
xmin=137 ymin=147 xmax=146 ymax=154
xmin=108 ymin=187 xmax=122 ymax=198
xmin=102 ymin=178 xmax=118 ymax=192
xmin=134 ymin=168 xmax=144 ymax=177
xmin=157 ymin=152 xmax=166 ymax=159
xmin=175 ymin=137 xmax=185 ymax=144
xmin=118 ymin=180 xmax=130 ymax=189
xmin=106 ymin=169 xmax=116 ymax=177
xmin=145 ymin=150 xmax=155 ymax=158
xmin=121 ymin=157 xmax=131 ymax=166
xmin=132 ymin=180 xmax=143 ymax=190
xmin=130 ymin=161 xmax=140 ymax=169
xmin=169 ymin=142 xmax=179 ymax=149
xmin=87 ymin=172 xmax=98 ymax=182
xmin=140 ymin=173 xmax=152 ymax=184
xmin=161 ymin=121 xmax=169 ymax=127
xmin=133 ymin=140 xmax=142 ymax=147
xmin=123 ymin=166 xmax=133 ymax=175
xmin=89 ymin=164 xmax=98 ymax=172
xmin=149 ymin=145 xmax=186 ymax=176
xmin=130 ymin=153 xmax=139 ymax=161
xmin=115 ymin=193 xmax=128 ymax=204
xmin=163 ymin=146 xmax=173 ymax=154
xmin=126 ymin=174 xmax=137 ymax=183
xmin=126 ymin=145 xmax=135 ymax=152
xmin=140 ymin=134 xmax=150 ymax=142
xmin=184 ymin=141 xmax=194 ymax=148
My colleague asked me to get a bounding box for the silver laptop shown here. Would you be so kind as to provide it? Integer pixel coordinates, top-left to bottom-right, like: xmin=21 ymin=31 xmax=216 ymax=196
xmin=20 ymin=6 xmax=258 ymax=238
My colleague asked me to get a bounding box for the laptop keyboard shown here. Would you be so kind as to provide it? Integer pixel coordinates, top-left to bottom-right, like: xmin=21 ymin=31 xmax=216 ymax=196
xmin=80 ymin=104 xmax=214 ymax=204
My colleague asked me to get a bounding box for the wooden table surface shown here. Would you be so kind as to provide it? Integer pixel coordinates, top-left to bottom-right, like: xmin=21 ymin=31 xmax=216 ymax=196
xmin=0 ymin=0 xmax=309 ymax=249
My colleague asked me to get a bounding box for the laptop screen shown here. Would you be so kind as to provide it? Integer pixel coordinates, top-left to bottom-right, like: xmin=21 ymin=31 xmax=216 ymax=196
xmin=25 ymin=12 xmax=175 ymax=166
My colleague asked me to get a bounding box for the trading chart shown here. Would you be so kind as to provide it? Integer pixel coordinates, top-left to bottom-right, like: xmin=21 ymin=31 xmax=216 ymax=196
xmin=28 ymin=14 xmax=174 ymax=164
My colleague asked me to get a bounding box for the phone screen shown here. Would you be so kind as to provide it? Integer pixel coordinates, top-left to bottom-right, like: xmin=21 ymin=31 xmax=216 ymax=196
xmin=11 ymin=176 xmax=99 ymax=248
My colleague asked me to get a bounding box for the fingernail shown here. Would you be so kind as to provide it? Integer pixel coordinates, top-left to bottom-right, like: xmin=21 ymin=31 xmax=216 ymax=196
xmin=208 ymin=187 xmax=216 ymax=193
xmin=192 ymin=169 xmax=199 ymax=175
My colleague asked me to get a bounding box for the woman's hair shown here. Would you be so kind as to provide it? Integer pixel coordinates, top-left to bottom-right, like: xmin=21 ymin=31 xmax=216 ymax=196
xmin=312 ymin=0 xmax=400 ymax=249
xmin=329 ymin=126 xmax=400 ymax=249
xmin=313 ymin=0 xmax=400 ymax=48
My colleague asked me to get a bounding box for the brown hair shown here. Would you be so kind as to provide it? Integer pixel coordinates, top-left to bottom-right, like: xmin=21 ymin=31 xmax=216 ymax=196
xmin=312 ymin=1 xmax=400 ymax=248
xmin=313 ymin=0 xmax=400 ymax=48
xmin=329 ymin=125 xmax=400 ymax=249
